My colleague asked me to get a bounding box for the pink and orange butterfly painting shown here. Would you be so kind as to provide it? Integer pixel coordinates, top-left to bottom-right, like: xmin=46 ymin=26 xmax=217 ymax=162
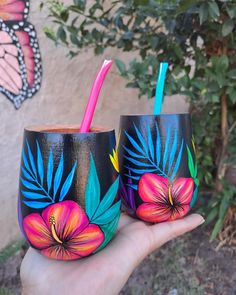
xmin=0 ymin=0 xmax=42 ymax=108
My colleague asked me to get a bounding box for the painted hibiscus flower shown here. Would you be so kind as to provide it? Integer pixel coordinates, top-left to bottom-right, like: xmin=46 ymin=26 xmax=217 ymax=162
xmin=136 ymin=173 xmax=194 ymax=223
xmin=23 ymin=200 xmax=104 ymax=260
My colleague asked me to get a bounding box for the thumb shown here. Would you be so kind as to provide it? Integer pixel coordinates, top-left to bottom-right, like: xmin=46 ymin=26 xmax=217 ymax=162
xmin=149 ymin=213 xmax=205 ymax=252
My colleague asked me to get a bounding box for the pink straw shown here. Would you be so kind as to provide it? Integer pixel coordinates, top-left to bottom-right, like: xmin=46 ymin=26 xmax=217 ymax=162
xmin=80 ymin=60 xmax=113 ymax=133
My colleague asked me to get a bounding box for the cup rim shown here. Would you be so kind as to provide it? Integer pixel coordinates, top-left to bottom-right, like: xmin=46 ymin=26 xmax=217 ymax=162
xmin=24 ymin=125 xmax=114 ymax=135
xmin=120 ymin=113 xmax=190 ymax=118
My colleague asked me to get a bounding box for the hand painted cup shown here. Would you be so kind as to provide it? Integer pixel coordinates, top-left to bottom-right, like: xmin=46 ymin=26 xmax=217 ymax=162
xmin=18 ymin=125 xmax=120 ymax=260
xmin=118 ymin=114 xmax=199 ymax=223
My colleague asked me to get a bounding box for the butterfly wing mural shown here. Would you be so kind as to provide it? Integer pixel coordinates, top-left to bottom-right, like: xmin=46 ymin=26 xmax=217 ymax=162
xmin=0 ymin=0 xmax=42 ymax=108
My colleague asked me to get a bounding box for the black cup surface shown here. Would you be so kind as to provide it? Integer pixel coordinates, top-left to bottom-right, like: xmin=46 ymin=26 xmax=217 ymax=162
xmin=118 ymin=114 xmax=199 ymax=223
xmin=18 ymin=125 xmax=120 ymax=260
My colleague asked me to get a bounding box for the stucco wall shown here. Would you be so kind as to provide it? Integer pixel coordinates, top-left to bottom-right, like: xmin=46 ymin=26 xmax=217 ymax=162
xmin=0 ymin=2 xmax=188 ymax=249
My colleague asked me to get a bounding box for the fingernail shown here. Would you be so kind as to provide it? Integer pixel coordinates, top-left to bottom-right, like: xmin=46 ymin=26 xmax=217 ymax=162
xmin=199 ymin=217 xmax=205 ymax=225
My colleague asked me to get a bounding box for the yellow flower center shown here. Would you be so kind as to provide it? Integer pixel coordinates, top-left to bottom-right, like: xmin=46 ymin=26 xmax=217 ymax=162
xmin=168 ymin=185 xmax=174 ymax=206
xmin=49 ymin=216 xmax=63 ymax=244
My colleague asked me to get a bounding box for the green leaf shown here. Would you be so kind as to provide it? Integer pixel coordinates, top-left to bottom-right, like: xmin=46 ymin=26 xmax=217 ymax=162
xmin=222 ymin=19 xmax=234 ymax=37
xmin=57 ymin=26 xmax=67 ymax=43
xmin=208 ymin=1 xmax=220 ymax=19
xmin=205 ymin=206 xmax=218 ymax=225
xmin=85 ymin=153 xmax=100 ymax=220
xmin=199 ymin=3 xmax=208 ymax=25
xmin=92 ymin=200 xmax=121 ymax=225
xmin=92 ymin=176 xmax=120 ymax=219
xmin=115 ymin=59 xmax=126 ymax=76
xmin=227 ymin=69 xmax=236 ymax=79
xmin=219 ymin=194 xmax=229 ymax=220
xmin=186 ymin=145 xmax=195 ymax=178
xmin=95 ymin=212 xmax=120 ymax=252
xmin=210 ymin=219 xmax=224 ymax=241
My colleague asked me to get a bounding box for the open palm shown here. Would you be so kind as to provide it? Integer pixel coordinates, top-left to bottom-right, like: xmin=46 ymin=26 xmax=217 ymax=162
xmin=21 ymin=213 xmax=204 ymax=295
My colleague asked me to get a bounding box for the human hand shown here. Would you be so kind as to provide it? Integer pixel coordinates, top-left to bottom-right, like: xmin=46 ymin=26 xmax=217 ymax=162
xmin=20 ymin=213 xmax=204 ymax=295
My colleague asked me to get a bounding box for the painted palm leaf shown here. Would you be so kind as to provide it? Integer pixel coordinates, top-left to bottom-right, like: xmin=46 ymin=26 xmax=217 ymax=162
xmin=85 ymin=153 xmax=121 ymax=225
xmin=21 ymin=140 xmax=77 ymax=209
xmin=123 ymin=123 xmax=184 ymax=188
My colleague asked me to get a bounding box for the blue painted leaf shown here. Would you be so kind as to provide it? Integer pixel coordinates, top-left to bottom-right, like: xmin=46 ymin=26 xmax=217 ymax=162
xmin=123 ymin=145 xmax=145 ymax=159
xmin=85 ymin=153 xmax=100 ymax=219
xmin=21 ymin=167 xmax=34 ymax=182
xmin=147 ymin=127 xmax=154 ymax=161
xmin=53 ymin=153 xmax=64 ymax=199
xmin=36 ymin=141 xmax=44 ymax=185
xmin=47 ymin=149 xmax=53 ymax=193
xmin=125 ymin=166 xmax=157 ymax=174
xmin=21 ymin=190 xmax=48 ymax=200
xmin=171 ymin=139 xmax=184 ymax=179
xmin=59 ymin=161 xmax=77 ymax=201
xmin=23 ymin=200 xmax=52 ymax=209
xmin=126 ymin=183 xmax=138 ymax=190
xmin=21 ymin=179 xmax=40 ymax=191
xmin=162 ymin=127 xmax=170 ymax=171
xmin=190 ymin=186 xmax=198 ymax=208
xmin=124 ymin=174 xmax=140 ymax=180
xmin=92 ymin=200 xmax=121 ymax=225
xmin=168 ymin=131 xmax=178 ymax=174
xmin=124 ymin=156 xmax=155 ymax=167
xmin=155 ymin=123 xmax=161 ymax=166
xmin=26 ymin=140 xmax=37 ymax=177
xmin=22 ymin=150 xmax=33 ymax=176
xmin=92 ymin=176 xmax=120 ymax=219
xmin=95 ymin=212 xmax=120 ymax=252
xmin=125 ymin=131 xmax=146 ymax=156
xmin=133 ymin=124 xmax=148 ymax=154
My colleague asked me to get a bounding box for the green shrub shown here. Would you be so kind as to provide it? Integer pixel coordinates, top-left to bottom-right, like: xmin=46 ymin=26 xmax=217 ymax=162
xmin=42 ymin=0 xmax=236 ymax=239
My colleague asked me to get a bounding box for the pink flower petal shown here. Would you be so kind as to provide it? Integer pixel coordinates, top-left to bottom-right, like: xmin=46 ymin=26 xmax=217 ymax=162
xmin=42 ymin=201 xmax=89 ymax=242
xmin=138 ymin=174 xmax=169 ymax=203
xmin=41 ymin=245 xmax=81 ymax=261
xmin=172 ymin=178 xmax=194 ymax=205
xmin=23 ymin=213 xmax=54 ymax=249
xmin=136 ymin=202 xmax=172 ymax=223
xmin=68 ymin=224 xmax=104 ymax=257
xmin=169 ymin=204 xmax=190 ymax=221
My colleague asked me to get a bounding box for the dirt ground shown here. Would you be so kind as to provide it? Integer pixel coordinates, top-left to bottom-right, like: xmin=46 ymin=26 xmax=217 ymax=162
xmin=0 ymin=226 xmax=236 ymax=295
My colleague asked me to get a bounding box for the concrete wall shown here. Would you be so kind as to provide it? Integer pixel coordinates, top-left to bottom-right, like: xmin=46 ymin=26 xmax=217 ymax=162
xmin=0 ymin=2 xmax=188 ymax=249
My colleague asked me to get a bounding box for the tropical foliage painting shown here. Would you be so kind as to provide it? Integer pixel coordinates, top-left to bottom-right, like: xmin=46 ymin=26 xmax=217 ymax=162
xmin=20 ymin=140 xmax=120 ymax=260
xmin=121 ymin=123 xmax=199 ymax=222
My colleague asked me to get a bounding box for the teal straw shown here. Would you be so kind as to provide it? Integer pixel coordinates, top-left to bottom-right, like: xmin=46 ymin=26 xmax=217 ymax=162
xmin=154 ymin=62 xmax=169 ymax=115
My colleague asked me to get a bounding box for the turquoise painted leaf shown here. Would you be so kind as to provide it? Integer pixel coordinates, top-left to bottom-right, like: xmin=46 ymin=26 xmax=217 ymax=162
xmin=21 ymin=190 xmax=48 ymax=200
xmin=85 ymin=153 xmax=100 ymax=219
xmin=124 ymin=156 xmax=155 ymax=167
xmin=92 ymin=200 xmax=121 ymax=225
xmin=92 ymin=176 xmax=120 ymax=220
xmin=147 ymin=127 xmax=154 ymax=161
xmin=53 ymin=153 xmax=64 ymax=199
xmin=59 ymin=161 xmax=77 ymax=201
xmin=133 ymin=123 xmax=148 ymax=154
xmin=190 ymin=186 xmax=198 ymax=208
xmin=21 ymin=167 xmax=33 ymax=181
xmin=36 ymin=141 xmax=44 ymax=185
xmin=171 ymin=139 xmax=184 ymax=180
xmin=168 ymin=131 xmax=178 ymax=174
xmin=125 ymin=131 xmax=146 ymax=155
xmin=47 ymin=149 xmax=53 ymax=193
xmin=21 ymin=179 xmax=41 ymax=191
xmin=23 ymin=201 xmax=52 ymax=209
xmin=123 ymin=145 xmax=145 ymax=159
xmin=162 ymin=127 xmax=170 ymax=171
xmin=155 ymin=123 xmax=161 ymax=166
xmin=26 ymin=140 xmax=37 ymax=177
xmin=95 ymin=212 xmax=120 ymax=252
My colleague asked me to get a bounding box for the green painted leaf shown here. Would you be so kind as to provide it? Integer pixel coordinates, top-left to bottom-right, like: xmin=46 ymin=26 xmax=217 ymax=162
xmin=92 ymin=200 xmax=121 ymax=225
xmin=85 ymin=153 xmax=100 ymax=220
xmin=95 ymin=212 xmax=120 ymax=253
xmin=186 ymin=145 xmax=195 ymax=178
xmin=92 ymin=176 xmax=120 ymax=220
